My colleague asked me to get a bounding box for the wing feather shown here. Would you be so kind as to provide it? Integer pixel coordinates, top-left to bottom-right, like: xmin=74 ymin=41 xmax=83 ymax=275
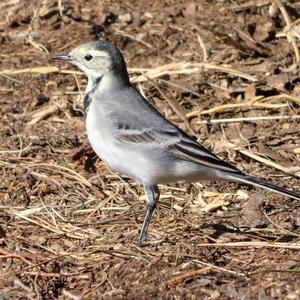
xmin=116 ymin=123 xmax=241 ymax=174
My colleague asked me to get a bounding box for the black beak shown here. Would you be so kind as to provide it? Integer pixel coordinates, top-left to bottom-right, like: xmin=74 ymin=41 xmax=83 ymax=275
xmin=51 ymin=54 xmax=74 ymax=61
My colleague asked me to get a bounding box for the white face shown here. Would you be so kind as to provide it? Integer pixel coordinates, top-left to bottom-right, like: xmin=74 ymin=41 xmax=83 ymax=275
xmin=53 ymin=41 xmax=130 ymax=90
xmin=69 ymin=45 xmax=112 ymax=79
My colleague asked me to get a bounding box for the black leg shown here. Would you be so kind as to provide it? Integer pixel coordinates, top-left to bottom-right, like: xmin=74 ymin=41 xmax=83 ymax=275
xmin=137 ymin=184 xmax=160 ymax=246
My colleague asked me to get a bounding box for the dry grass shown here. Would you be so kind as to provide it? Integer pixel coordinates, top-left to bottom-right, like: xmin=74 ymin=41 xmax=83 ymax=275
xmin=1 ymin=0 xmax=300 ymax=299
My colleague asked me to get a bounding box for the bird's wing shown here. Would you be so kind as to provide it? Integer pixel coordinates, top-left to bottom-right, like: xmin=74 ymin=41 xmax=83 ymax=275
xmin=109 ymin=86 xmax=241 ymax=174
xmin=116 ymin=124 xmax=241 ymax=174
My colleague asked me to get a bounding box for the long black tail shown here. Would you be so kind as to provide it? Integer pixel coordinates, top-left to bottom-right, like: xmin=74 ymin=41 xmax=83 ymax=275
xmin=227 ymin=173 xmax=300 ymax=201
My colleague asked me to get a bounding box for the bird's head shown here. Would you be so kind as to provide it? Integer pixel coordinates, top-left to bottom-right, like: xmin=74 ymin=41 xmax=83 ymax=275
xmin=52 ymin=40 xmax=130 ymax=86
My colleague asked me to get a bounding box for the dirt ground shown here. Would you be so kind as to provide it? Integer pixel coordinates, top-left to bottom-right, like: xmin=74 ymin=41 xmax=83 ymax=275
xmin=1 ymin=0 xmax=300 ymax=299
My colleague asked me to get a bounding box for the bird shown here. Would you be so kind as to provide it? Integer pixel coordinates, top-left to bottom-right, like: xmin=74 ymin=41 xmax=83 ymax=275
xmin=53 ymin=40 xmax=300 ymax=246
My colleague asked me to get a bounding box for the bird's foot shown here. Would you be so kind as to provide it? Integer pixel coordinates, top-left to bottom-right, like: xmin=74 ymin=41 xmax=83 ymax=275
xmin=136 ymin=233 xmax=165 ymax=247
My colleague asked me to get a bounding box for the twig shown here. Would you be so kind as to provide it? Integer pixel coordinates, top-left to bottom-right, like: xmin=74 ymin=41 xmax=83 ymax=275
xmin=164 ymin=266 xmax=212 ymax=285
xmin=0 ymin=143 xmax=32 ymax=155
xmin=193 ymin=259 xmax=247 ymax=277
xmin=158 ymin=78 xmax=201 ymax=97
xmin=132 ymin=62 xmax=257 ymax=83
xmin=57 ymin=0 xmax=63 ymax=16
xmin=195 ymin=114 xmax=300 ymax=124
xmin=148 ymin=77 xmax=196 ymax=135
xmin=0 ymin=73 xmax=22 ymax=83
xmin=30 ymin=163 xmax=93 ymax=188
xmin=0 ymin=159 xmax=93 ymax=188
xmin=249 ymin=268 xmax=300 ymax=275
xmin=186 ymin=94 xmax=300 ymax=117
xmin=231 ymin=0 xmax=272 ymax=11
xmin=115 ymin=30 xmax=153 ymax=49
xmin=227 ymin=142 xmax=300 ymax=177
xmin=27 ymin=103 xmax=66 ymax=125
xmin=0 ymin=66 xmax=82 ymax=76
xmin=261 ymin=209 xmax=300 ymax=238
xmin=275 ymin=0 xmax=300 ymax=65
xmin=193 ymin=241 xmax=300 ymax=249
xmin=0 ymin=63 xmax=257 ymax=82
xmin=0 ymin=249 xmax=34 ymax=266
xmin=197 ymin=35 xmax=208 ymax=61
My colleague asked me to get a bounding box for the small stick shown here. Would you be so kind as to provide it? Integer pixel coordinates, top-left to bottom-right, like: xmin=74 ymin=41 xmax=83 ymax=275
xmin=197 ymin=35 xmax=208 ymax=61
xmin=192 ymin=241 xmax=300 ymax=249
xmin=158 ymin=78 xmax=201 ymax=97
xmin=195 ymin=114 xmax=300 ymax=124
xmin=132 ymin=62 xmax=257 ymax=83
xmin=27 ymin=103 xmax=66 ymax=125
xmin=231 ymin=0 xmax=272 ymax=11
xmin=186 ymin=94 xmax=300 ymax=117
xmin=164 ymin=266 xmax=212 ymax=285
xmin=193 ymin=259 xmax=247 ymax=277
xmin=227 ymin=142 xmax=300 ymax=177
xmin=0 ymin=66 xmax=82 ymax=76
xmin=148 ymin=78 xmax=197 ymax=135
xmin=57 ymin=0 xmax=63 ymax=16
xmin=276 ymin=0 xmax=300 ymax=64
xmin=115 ymin=29 xmax=153 ymax=49
xmin=0 ymin=63 xmax=257 ymax=82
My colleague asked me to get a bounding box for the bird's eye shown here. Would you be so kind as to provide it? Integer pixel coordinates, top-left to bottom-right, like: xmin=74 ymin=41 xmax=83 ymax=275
xmin=84 ymin=54 xmax=93 ymax=61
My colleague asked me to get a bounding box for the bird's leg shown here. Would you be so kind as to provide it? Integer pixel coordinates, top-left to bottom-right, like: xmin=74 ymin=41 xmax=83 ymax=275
xmin=137 ymin=184 xmax=160 ymax=246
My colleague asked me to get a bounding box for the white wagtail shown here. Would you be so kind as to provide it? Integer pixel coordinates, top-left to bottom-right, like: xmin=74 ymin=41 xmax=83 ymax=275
xmin=53 ymin=40 xmax=300 ymax=245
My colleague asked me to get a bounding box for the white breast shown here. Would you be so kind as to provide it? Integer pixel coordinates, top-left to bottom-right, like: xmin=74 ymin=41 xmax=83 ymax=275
xmin=86 ymin=101 xmax=118 ymax=167
xmin=85 ymin=99 xmax=144 ymax=181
